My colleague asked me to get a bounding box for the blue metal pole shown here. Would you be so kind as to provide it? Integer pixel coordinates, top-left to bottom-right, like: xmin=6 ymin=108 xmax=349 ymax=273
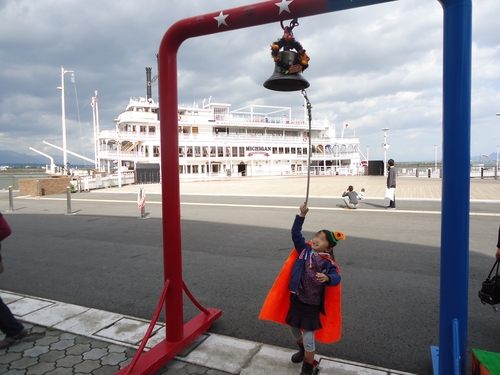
xmin=437 ymin=0 xmax=472 ymax=374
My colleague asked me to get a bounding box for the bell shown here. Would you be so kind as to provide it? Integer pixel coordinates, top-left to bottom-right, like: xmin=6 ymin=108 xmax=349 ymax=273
xmin=263 ymin=51 xmax=310 ymax=92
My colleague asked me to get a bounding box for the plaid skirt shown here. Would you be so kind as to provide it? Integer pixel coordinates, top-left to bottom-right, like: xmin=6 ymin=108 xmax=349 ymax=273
xmin=285 ymin=293 xmax=322 ymax=332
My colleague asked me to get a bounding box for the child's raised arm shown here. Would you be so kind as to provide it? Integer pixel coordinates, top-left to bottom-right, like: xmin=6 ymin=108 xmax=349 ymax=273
xmin=299 ymin=203 xmax=309 ymax=217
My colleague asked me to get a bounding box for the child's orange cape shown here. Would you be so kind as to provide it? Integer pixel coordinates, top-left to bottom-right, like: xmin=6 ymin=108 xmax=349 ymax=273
xmin=258 ymin=248 xmax=342 ymax=344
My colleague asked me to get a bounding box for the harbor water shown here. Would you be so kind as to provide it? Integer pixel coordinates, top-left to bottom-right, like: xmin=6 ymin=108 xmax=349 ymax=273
xmin=0 ymin=172 xmax=47 ymax=190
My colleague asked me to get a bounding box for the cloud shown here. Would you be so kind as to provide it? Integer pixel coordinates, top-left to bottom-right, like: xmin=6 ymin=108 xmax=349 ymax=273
xmin=0 ymin=0 xmax=499 ymax=165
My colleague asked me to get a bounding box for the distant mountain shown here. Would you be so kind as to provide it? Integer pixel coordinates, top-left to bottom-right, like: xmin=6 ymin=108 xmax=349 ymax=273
xmin=0 ymin=150 xmax=50 ymax=165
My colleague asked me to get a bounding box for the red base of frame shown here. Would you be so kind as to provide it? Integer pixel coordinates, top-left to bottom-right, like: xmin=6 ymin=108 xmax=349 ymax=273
xmin=116 ymin=308 xmax=222 ymax=375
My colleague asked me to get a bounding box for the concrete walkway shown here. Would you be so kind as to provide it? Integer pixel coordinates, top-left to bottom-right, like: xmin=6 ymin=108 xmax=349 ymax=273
xmin=0 ymin=290 xmax=414 ymax=375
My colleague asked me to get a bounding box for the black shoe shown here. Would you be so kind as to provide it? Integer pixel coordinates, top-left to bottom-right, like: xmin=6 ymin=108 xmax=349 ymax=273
xmin=291 ymin=343 xmax=305 ymax=363
xmin=300 ymin=360 xmax=315 ymax=375
xmin=0 ymin=328 xmax=29 ymax=349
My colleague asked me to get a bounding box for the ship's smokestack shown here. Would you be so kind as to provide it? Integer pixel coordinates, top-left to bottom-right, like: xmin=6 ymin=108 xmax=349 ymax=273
xmin=146 ymin=67 xmax=152 ymax=100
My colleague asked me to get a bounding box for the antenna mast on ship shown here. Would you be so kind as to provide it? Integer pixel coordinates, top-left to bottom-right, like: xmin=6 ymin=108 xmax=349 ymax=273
xmin=146 ymin=67 xmax=152 ymax=100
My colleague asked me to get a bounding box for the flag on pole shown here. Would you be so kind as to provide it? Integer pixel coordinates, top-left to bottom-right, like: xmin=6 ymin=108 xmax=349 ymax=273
xmin=481 ymin=154 xmax=490 ymax=159
xmin=345 ymin=123 xmax=349 ymax=128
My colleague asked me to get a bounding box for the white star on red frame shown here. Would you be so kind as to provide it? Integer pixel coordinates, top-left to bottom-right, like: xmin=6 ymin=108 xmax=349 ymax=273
xmin=275 ymin=0 xmax=293 ymax=15
xmin=214 ymin=11 xmax=229 ymax=27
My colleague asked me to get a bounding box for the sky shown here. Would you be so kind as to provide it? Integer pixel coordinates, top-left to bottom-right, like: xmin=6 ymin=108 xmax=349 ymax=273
xmin=0 ymin=0 xmax=499 ymax=165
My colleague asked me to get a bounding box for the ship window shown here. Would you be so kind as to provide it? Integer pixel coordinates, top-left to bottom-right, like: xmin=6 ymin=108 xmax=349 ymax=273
xmin=298 ymin=148 xmax=302 ymax=155
xmin=291 ymin=147 xmax=296 ymax=154
xmin=239 ymin=147 xmax=244 ymax=157
xmin=217 ymin=147 xmax=223 ymax=157
xmin=210 ymin=147 xmax=216 ymax=156
xmin=153 ymin=146 xmax=160 ymax=157
xmin=196 ymin=147 xmax=202 ymax=157
xmin=179 ymin=147 xmax=185 ymax=157
xmin=187 ymin=147 xmax=193 ymax=157
xmin=192 ymin=127 xmax=199 ymax=134
xmin=279 ymin=147 xmax=284 ymax=154
xmin=149 ymin=126 xmax=156 ymax=134
xmin=285 ymin=147 xmax=290 ymax=154
xmin=267 ymin=130 xmax=282 ymax=136
xmin=303 ymin=148 xmax=308 ymax=155
xmin=272 ymin=147 xmax=277 ymax=154
xmin=226 ymin=147 xmax=231 ymax=157
xmin=193 ymin=165 xmax=199 ymax=173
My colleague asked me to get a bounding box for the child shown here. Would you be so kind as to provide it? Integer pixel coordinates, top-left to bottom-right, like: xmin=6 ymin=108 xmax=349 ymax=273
xmin=260 ymin=203 xmax=345 ymax=375
xmin=358 ymin=188 xmax=365 ymax=200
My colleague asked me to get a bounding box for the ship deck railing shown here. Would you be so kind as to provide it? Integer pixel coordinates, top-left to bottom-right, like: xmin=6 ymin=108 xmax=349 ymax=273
xmin=98 ymin=150 xmax=360 ymax=160
xmin=98 ymin=131 xmax=360 ymax=145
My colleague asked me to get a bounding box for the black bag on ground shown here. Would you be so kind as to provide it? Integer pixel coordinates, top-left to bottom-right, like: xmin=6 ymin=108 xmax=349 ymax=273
xmin=478 ymin=260 xmax=500 ymax=306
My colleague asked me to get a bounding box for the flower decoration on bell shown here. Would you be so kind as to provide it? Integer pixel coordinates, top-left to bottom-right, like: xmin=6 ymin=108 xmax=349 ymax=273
xmin=270 ymin=19 xmax=310 ymax=74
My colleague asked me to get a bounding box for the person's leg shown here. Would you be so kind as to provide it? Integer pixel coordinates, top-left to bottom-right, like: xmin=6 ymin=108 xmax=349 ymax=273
xmin=0 ymin=295 xmax=24 ymax=337
xmin=390 ymin=190 xmax=396 ymax=208
xmin=343 ymin=197 xmax=350 ymax=207
xmin=300 ymin=330 xmax=316 ymax=374
xmin=290 ymin=327 xmax=305 ymax=363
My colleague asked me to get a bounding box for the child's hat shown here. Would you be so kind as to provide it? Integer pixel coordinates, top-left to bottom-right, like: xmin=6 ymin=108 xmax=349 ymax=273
xmin=329 ymin=231 xmax=346 ymax=244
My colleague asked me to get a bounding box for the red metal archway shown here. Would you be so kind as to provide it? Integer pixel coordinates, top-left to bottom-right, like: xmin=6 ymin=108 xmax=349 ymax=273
xmin=118 ymin=1 xmax=473 ymax=374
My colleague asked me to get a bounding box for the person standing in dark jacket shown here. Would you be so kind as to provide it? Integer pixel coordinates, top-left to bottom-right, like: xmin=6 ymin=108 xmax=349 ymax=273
xmin=386 ymin=159 xmax=397 ymax=209
xmin=0 ymin=212 xmax=29 ymax=349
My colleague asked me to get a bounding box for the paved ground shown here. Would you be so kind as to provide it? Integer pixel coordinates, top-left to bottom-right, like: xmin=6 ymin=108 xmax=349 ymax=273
xmin=0 ymin=175 xmax=498 ymax=375
xmin=113 ymin=174 xmax=500 ymax=201
xmin=0 ymin=290 xmax=415 ymax=375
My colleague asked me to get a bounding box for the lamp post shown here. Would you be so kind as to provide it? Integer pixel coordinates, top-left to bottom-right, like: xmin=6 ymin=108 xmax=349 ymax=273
xmin=57 ymin=66 xmax=74 ymax=175
xmin=497 ymin=113 xmax=499 ymax=179
xmin=367 ymin=145 xmax=370 ymax=164
xmin=382 ymin=128 xmax=389 ymax=176
xmin=496 ymin=145 xmax=499 ymax=180
xmin=434 ymin=144 xmax=438 ymax=173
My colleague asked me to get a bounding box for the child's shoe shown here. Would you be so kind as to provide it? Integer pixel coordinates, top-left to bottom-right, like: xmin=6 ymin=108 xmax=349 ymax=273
xmin=300 ymin=359 xmax=315 ymax=375
xmin=291 ymin=342 xmax=305 ymax=363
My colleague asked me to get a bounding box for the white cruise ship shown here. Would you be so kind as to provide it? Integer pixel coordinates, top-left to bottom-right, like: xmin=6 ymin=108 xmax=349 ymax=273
xmin=96 ymin=73 xmax=364 ymax=182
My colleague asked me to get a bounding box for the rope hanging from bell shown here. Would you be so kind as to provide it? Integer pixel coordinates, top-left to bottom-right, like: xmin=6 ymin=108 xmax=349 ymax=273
xmin=263 ymin=19 xmax=310 ymax=92
xmin=301 ymin=89 xmax=313 ymax=206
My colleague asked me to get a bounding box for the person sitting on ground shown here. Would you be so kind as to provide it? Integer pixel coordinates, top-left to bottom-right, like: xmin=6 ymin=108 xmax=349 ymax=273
xmin=357 ymin=188 xmax=365 ymax=200
xmin=342 ymin=186 xmax=359 ymax=209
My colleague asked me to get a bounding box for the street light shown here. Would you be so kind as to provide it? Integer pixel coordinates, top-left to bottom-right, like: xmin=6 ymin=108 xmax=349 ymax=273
xmin=57 ymin=66 xmax=74 ymax=174
xmin=382 ymin=128 xmax=389 ymax=176
xmin=497 ymin=145 xmax=499 ymax=180
xmin=434 ymin=145 xmax=438 ymax=173
xmin=496 ymin=113 xmax=499 ymax=179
